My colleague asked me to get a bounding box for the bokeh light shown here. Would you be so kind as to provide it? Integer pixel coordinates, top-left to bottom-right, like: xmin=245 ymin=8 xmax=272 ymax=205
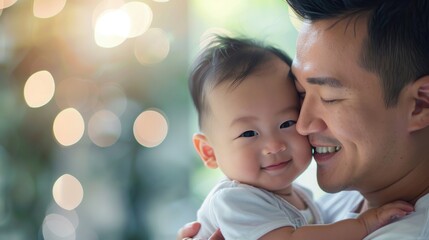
xmin=53 ymin=108 xmax=85 ymax=147
xmin=133 ymin=109 xmax=168 ymax=148
xmin=88 ymin=110 xmax=121 ymax=147
xmin=134 ymin=28 xmax=170 ymax=65
xmin=94 ymin=9 xmax=130 ymax=48
xmin=0 ymin=1 xmax=300 ymax=239
xmin=0 ymin=0 xmax=17 ymax=10
xmin=121 ymin=1 xmax=153 ymax=38
xmin=42 ymin=214 xmax=76 ymax=240
xmin=92 ymin=0 xmax=124 ymax=27
xmin=33 ymin=0 xmax=67 ymax=18
xmin=46 ymin=203 xmax=80 ymax=230
xmin=52 ymin=174 xmax=84 ymax=211
xmin=24 ymin=70 xmax=55 ymax=108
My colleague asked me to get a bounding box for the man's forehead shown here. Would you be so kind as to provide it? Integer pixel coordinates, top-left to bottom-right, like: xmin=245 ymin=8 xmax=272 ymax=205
xmin=290 ymin=61 xmax=346 ymax=90
xmin=289 ymin=61 xmax=300 ymax=82
xmin=290 ymin=18 xmax=367 ymax=88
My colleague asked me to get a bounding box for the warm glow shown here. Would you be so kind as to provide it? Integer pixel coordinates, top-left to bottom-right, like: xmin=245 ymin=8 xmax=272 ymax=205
xmin=94 ymin=9 xmax=130 ymax=48
xmin=0 ymin=0 xmax=17 ymax=9
xmin=133 ymin=110 xmax=168 ymax=148
xmin=121 ymin=1 xmax=153 ymax=38
xmin=52 ymin=174 xmax=84 ymax=211
xmin=24 ymin=70 xmax=55 ymax=108
xmin=288 ymin=5 xmax=303 ymax=32
xmin=33 ymin=0 xmax=66 ymax=18
xmin=134 ymin=28 xmax=170 ymax=65
xmin=42 ymin=214 xmax=76 ymax=239
xmin=53 ymin=108 xmax=85 ymax=146
xmin=88 ymin=110 xmax=121 ymax=147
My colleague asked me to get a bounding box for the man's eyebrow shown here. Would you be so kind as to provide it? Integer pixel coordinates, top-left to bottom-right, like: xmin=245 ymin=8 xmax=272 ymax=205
xmin=289 ymin=69 xmax=344 ymax=88
xmin=307 ymin=77 xmax=344 ymax=88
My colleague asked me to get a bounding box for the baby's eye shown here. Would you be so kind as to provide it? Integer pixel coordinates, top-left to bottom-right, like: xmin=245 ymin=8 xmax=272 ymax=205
xmin=280 ymin=120 xmax=297 ymax=129
xmin=239 ymin=130 xmax=259 ymax=138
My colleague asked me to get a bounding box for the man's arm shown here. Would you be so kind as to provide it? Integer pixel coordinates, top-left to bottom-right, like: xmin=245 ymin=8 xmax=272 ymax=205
xmin=177 ymin=201 xmax=412 ymax=240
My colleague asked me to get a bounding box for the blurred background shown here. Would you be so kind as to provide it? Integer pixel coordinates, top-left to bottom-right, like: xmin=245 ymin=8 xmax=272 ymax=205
xmin=0 ymin=0 xmax=324 ymax=239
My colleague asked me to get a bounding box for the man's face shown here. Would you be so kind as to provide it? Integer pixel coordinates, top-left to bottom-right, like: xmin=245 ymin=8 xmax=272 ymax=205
xmin=291 ymin=18 xmax=411 ymax=194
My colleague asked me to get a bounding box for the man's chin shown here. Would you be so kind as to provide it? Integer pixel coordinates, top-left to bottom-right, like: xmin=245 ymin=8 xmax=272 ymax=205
xmin=317 ymin=179 xmax=348 ymax=193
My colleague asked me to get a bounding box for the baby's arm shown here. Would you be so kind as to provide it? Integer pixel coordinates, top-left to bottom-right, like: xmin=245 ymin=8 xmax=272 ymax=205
xmin=259 ymin=200 xmax=413 ymax=240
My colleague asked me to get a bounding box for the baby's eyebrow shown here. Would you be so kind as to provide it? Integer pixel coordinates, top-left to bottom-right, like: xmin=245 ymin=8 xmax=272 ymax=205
xmin=230 ymin=116 xmax=258 ymax=128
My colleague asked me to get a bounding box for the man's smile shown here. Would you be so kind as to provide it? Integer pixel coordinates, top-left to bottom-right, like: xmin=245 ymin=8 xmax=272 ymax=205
xmin=313 ymin=146 xmax=342 ymax=154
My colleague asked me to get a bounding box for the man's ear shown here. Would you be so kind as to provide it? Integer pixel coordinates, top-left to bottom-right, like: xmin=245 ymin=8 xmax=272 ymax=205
xmin=409 ymin=75 xmax=429 ymax=132
xmin=192 ymin=133 xmax=218 ymax=169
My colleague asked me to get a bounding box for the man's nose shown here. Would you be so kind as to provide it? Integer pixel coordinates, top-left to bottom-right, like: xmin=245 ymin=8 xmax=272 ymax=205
xmin=296 ymin=98 xmax=327 ymax=136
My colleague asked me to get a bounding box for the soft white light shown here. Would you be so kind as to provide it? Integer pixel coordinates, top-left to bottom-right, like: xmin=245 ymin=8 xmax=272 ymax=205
xmin=133 ymin=110 xmax=168 ymax=147
xmin=24 ymin=70 xmax=55 ymax=108
xmin=0 ymin=0 xmax=17 ymax=9
xmin=33 ymin=0 xmax=66 ymax=18
xmin=94 ymin=9 xmax=130 ymax=48
xmin=52 ymin=174 xmax=84 ymax=211
xmin=121 ymin=1 xmax=153 ymax=38
xmin=88 ymin=110 xmax=121 ymax=147
xmin=53 ymin=108 xmax=85 ymax=146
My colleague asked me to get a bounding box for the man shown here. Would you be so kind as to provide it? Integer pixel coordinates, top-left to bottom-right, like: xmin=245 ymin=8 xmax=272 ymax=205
xmin=178 ymin=0 xmax=429 ymax=239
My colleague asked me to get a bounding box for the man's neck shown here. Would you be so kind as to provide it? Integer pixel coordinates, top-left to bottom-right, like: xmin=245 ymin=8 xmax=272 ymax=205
xmin=360 ymin=162 xmax=429 ymax=210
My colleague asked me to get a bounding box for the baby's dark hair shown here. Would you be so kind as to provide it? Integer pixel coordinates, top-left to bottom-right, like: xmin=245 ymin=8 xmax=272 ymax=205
xmin=189 ymin=35 xmax=292 ymax=130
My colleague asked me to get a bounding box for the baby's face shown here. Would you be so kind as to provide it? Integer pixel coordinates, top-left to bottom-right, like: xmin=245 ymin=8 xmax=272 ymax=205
xmin=204 ymin=57 xmax=311 ymax=194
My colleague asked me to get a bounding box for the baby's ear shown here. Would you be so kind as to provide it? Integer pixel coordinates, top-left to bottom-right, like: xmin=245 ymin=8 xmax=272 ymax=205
xmin=192 ymin=133 xmax=218 ymax=169
xmin=409 ymin=75 xmax=429 ymax=132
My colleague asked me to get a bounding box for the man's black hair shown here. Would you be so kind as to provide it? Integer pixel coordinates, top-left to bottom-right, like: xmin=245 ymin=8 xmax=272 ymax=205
xmin=286 ymin=0 xmax=429 ymax=106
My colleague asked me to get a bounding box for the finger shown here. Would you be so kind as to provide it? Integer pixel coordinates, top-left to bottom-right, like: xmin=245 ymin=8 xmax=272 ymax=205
xmin=381 ymin=201 xmax=414 ymax=213
xmin=176 ymin=221 xmax=201 ymax=240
